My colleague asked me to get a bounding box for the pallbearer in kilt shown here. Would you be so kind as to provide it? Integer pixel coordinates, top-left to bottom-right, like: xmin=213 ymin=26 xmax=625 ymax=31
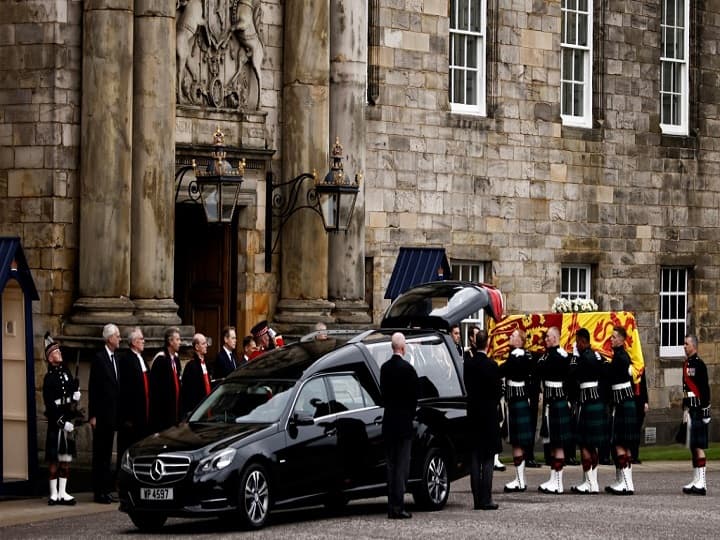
xmin=604 ymin=327 xmax=639 ymax=495
xmin=537 ymin=327 xmax=572 ymax=494
xmin=498 ymin=328 xmax=534 ymax=492
xmin=569 ymin=328 xmax=607 ymax=494
xmin=681 ymin=334 xmax=711 ymax=496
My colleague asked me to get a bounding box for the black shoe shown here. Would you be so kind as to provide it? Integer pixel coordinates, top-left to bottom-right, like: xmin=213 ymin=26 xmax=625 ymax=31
xmin=56 ymin=497 xmax=77 ymax=506
xmin=525 ymin=459 xmax=542 ymax=468
xmin=388 ymin=510 xmax=412 ymax=519
xmin=48 ymin=498 xmax=58 ymax=506
xmin=94 ymin=493 xmax=113 ymax=504
xmin=475 ymin=503 xmax=499 ymax=510
xmin=683 ymin=486 xmax=706 ymax=496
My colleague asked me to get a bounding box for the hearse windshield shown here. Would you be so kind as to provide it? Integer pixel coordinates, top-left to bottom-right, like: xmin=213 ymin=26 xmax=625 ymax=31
xmin=189 ymin=379 xmax=297 ymax=424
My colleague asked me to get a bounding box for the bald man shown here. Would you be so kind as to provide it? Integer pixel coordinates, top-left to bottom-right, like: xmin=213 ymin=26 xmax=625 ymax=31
xmin=380 ymin=332 xmax=419 ymax=519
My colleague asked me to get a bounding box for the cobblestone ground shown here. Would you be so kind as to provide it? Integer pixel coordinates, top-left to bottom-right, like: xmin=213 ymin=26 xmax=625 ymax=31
xmin=1 ymin=463 xmax=717 ymax=539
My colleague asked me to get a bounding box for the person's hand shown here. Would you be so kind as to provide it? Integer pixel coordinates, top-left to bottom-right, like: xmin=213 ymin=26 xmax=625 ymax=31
xmin=63 ymin=421 xmax=74 ymax=433
xmin=644 ymin=403 xmax=649 ymax=413
xmin=702 ymin=406 xmax=711 ymax=425
xmin=682 ymin=409 xmax=690 ymax=424
xmin=72 ymin=391 xmax=81 ymax=402
xmin=89 ymin=417 xmax=96 ymax=429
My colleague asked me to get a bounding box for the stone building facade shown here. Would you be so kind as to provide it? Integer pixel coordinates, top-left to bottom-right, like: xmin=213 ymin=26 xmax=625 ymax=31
xmin=0 ymin=0 xmax=718 ymax=468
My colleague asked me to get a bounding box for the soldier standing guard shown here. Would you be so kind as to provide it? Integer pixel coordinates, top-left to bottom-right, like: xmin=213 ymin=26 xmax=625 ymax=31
xmin=499 ymin=328 xmax=534 ymax=493
xmin=43 ymin=338 xmax=81 ymax=505
xmin=537 ymin=326 xmax=572 ymax=494
xmin=680 ymin=334 xmax=711 ymax=495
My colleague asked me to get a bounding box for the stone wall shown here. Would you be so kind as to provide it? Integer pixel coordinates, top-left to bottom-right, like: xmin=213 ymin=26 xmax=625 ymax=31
xmin=365 ymin=0 xmax=720 ymax=433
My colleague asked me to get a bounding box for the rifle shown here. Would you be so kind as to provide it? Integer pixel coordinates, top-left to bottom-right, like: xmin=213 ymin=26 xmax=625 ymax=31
xmin=69 ymin=350 xmax=86 ymax=425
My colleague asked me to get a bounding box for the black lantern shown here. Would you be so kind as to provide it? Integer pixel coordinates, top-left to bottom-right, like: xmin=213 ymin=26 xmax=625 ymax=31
xmin=264 ymin=137 xmax=361 ymax=270
xmin=316 ymin=138 xmax=361 ymax=232
xmin=175 ymin=127 xmax=245 ymax=224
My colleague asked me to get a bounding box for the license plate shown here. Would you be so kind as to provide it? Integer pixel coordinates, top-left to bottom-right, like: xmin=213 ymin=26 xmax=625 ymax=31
xmin=140 ymin=487 xmax=173 ymax=501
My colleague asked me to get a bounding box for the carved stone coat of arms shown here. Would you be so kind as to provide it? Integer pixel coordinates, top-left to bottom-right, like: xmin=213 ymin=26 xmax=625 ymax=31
xmin=176 ymin=0 xmax=264 ymax=111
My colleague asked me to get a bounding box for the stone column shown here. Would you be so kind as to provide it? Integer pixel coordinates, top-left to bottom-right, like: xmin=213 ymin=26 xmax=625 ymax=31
xmin=130 ymin=0 xmax=180 ymax=325
xmin=71 ymin=0 xmax=135 ymax=324
xmin=274 ymin=0 xmax=333 ymax=329
xmin=328 ymin=0 xmax=371 ymax=324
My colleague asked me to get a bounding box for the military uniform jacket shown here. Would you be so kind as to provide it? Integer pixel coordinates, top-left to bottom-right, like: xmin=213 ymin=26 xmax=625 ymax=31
xmin=683 ymin=354 xmax=710 ymax=409
xmin=43 ymin=364 xmax=77 ymax=460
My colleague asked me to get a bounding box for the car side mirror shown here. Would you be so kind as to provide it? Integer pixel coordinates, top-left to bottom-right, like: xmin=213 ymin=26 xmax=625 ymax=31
xmin=292 ymin=412 xmax=315 ymax=426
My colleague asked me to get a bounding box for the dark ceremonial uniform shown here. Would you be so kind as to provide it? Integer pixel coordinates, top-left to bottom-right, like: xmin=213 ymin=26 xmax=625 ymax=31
xmin=498 ymin=347 xmax=534 ymax=448
xmin=683 ymin=353 xmax=711 ymax=450
xmin=607 ymin=346 xmax=639 ymax=448
xmin=571 ymin=346 xmax=607 ymax=450
xmin=538 ymin=345 xmax=572 ymax=447
xmin=43 ymin=364 xmax=78 ymax=462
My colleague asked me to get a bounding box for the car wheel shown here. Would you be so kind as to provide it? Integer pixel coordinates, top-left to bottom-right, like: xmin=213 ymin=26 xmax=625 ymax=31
xmin=412 ymin=448 xmax=449 ymax=510
xmin=128 ymin=511 xmax=167 ymax=532
xmin=238 ymin=463 xmax=271 ymax=529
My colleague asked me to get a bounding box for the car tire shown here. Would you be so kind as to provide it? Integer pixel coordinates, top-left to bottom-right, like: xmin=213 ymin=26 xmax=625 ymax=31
xmin=238 ymin=463 xmax=271 ymax=529
xmin=128 ymin=511 xmax=167 ymax=532
xmin=412 ymin=448 xmax=449 ymax=510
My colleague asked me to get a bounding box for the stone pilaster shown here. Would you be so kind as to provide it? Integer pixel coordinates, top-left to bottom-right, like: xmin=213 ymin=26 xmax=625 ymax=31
xmin=130 ymin=0 xmax=180 ymax=325
xmin=274 ymin=0 xmax=333 ymax=330
xmin=328 ymin=0 xmax=371 ymax=324
xmin=71 ymin=0 xmax=135 ymax=324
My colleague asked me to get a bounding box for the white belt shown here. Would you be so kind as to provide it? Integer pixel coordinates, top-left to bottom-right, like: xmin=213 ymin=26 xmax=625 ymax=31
xmin=545 ymin=380 xmax=563 ymax=388
xmin=611 ymin=382 xmax=631 ymax=391
xmin=580 ymin=381 xmax=598 ymax=389
xmin=686 ymin=391 xmax=696 ymax=398
xmin=508 ymin=380 xmax=525 ymax=387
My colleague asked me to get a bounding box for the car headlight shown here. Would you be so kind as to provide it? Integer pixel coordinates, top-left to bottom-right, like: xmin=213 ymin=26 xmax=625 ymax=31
xmin=196 ymin=448 xmax=237 ymax=474
xmin=120 ymin=450 xmax=132 ymax=473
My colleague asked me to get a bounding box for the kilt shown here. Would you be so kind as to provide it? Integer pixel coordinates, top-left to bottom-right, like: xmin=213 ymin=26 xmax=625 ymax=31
xmin=506 ymin=398 xmax=534 ymax=448
xmin=689 ymin=409 xmax=709 ymax=450
xmin=610 ymin=399 xmax=639 ymax=447
xmin=45 ymin=425 xmax=76 ymax=463
xmin=576 ymin=400 xmax=607 ymax=449
xmin=540 ymin=399 xmax=573 ymax=447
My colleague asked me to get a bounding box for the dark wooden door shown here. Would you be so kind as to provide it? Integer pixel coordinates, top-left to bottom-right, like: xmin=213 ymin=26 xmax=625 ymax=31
xmin=174 ymin=204 xmax=237 ymax=359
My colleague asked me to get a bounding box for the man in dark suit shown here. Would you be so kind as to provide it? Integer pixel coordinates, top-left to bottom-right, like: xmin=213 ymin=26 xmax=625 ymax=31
xmin=117 ymin=327 xmax=151 ymax=471
xmin=181 ymin=333 xmax=212 ymax=416
xmin=213 ymin=325 xmax=241 ymax=381
xmin=380 ymin=332 xmax=418 ymax=519
xmin=149 ymin=327 xmax=182 ymax=432
xmin=88 ymin=323 xmax=121 ymax=504
xmin=464 ymin=327 xmax=502 ymax=510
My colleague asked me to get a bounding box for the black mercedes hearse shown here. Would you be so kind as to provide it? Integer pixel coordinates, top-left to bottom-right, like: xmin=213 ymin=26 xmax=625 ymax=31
xmin=118 ymin=281 xmax=503 ymax=531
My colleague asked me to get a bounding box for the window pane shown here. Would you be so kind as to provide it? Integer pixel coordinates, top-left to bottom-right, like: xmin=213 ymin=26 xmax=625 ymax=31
xmin=458 ymin=0 xmax=469 ymax=30
xmin=578 ymin=14 xmax=588 ymax=46
xmin=676 ymin=29 xmax=684 ymax=60
xmin=470 ymin=1 xmax=482 ymax=33
xmin=666 ymin=0 xmax=675 ymax=26
xmin=574 ymin=83 xmax=583 ymax=116
xmin=466 ymin=70 xmax=477 ymax=105
xmin=568 ymin=13 xmax=577 ymax=44
xmin=453 ymin=34 xmax=465 ymax=66
xmin=563 ymin=49 xmax=573 ymax=79
xmin=467 ymin=36 xmax=477 ymax=68
xmin=453 ymin=69 xmax=465 ymax=103
xmin=676 ymin=0 xmax=684 ymax=26
xmin=573 ymin=50 xmax=584 ymax=81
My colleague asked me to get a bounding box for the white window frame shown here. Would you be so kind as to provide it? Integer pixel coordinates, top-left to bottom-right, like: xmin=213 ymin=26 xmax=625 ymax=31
xmin=449 ymin=0 xmax=486 ymax=116
xmin=560 ymin=0 xmax=593 ymax=128
xmin=451 ymin=261 xmax=485 ymax=343
xmin=660 ymin=0 xmax=690 ymax=135
xmin=561 ymin=264 xmax=591 ymax=300
xmin=659 ymin=267 xmax=688 ymax=357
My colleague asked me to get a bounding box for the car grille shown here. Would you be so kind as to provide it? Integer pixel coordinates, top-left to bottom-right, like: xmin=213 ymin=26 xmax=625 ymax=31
xmin=133 ymin=454 xmax=191 ymax=485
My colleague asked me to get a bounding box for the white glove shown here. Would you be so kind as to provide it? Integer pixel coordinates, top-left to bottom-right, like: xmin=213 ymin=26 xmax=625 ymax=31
xmin=682 ymin=409 xmax=690 ymax=424
xmin=72 ymin=391 xmax=81 ymax=401
xmin=703 ymin=417 xmax=711 ymax=425
xmin=63 ymin=421 xmax=74 ymax=433
xmin=702 ymin=406 xmax=712 ymax=425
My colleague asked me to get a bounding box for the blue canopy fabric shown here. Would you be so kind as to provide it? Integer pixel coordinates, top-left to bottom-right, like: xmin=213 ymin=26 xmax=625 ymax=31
xmin=384 ymin=247 xmax=451 ymax=300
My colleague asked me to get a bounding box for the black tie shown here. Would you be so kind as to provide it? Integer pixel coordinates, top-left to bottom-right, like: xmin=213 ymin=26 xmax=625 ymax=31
xmin=230 ymin=351 xmax=236 ymax=369
xmin=110 ymin=353 xmax=117 ymax=381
